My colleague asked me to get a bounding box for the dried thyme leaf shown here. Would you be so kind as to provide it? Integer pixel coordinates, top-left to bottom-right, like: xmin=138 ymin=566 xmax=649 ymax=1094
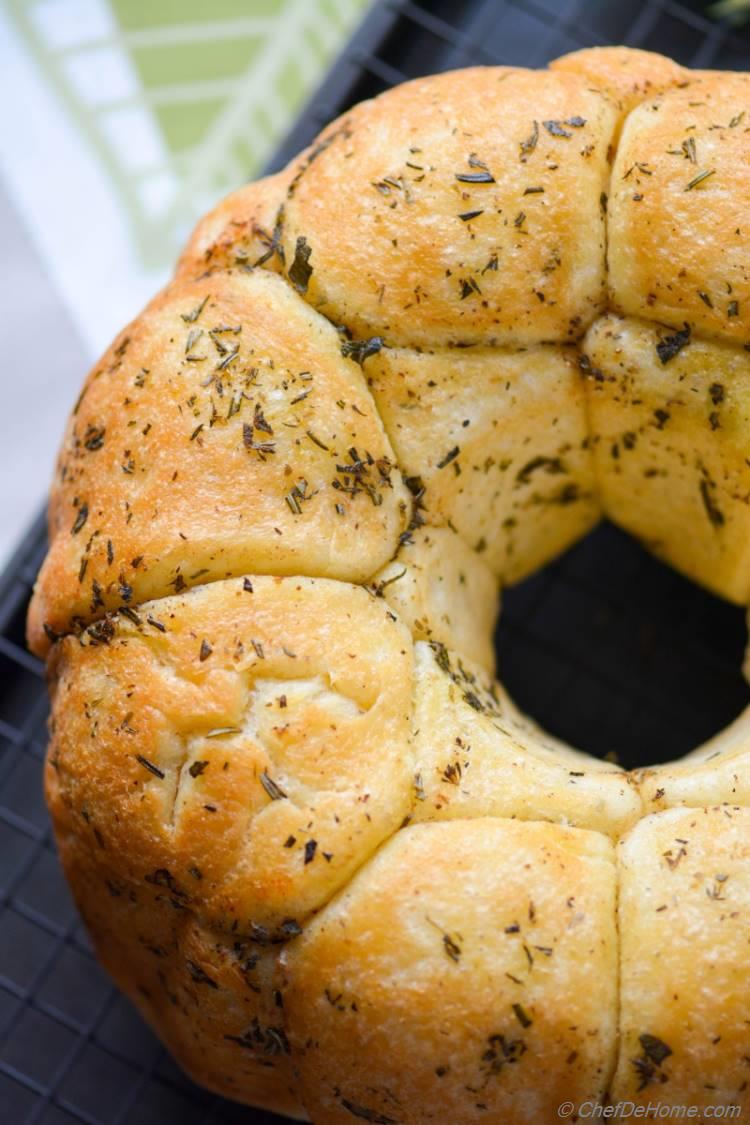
xmin=83 ymin=425 xmax=105 ymax=452
xmin=436 ymin=446 xmax=460 ymax=469
xmin=459 ymin=277 xmax=481 ymax=299
xmin=181 ymin=296 xmax=209 ymax=323
xmin=516 ymin=455 xmax=564 ymax=484
xmin=71 ymin=503 xmax=89 ymax=535
xmin=700 ymin=478 xmax=725 ymax=528
xmin=455 ymin=170 xmax=495 ymax=184
xmin=639 ymin=1033 xmax=672 ymax=1066
xmin=135 ymin=755 xmax=164 ymax=780
xmin=186 ymin=960 xmax=218 ymax=988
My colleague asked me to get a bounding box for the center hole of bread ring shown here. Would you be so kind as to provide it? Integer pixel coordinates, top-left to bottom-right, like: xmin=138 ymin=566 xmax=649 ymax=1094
xmin=495 ymin=522 xmax=750 ymax=769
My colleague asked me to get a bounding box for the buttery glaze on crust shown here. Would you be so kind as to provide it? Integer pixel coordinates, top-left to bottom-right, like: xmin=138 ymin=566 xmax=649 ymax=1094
xmin=550 ymin=45 xmax=688 ymax=119
xmin=176 ymin=168 xmax=291 ymax=280
xmin=282 ymin=67 xmax=617 ymax=349
xmin=367 ymin=343 xmax=600 ymax=583
xmin=584 ymin=314 xmax=750 ymax=604
xmin=282 ymin=820 xmax=618 ymax=1124
xmin=608 ymin=74 xmax=750 ymax=345
xmin=33 ymin=46 xmax=750 ymax=1123
xmin=29 ymin=270 xmax=409 ymax=654
xmin=48 ymin=577 xmax=414 ymax=935
xmin=614 ymin=807 xmax=750 ymax=1105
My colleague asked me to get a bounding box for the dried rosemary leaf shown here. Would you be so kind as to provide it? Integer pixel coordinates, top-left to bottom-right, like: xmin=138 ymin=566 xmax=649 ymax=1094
xmin=289 ymin=236 xmax=313 ymax=293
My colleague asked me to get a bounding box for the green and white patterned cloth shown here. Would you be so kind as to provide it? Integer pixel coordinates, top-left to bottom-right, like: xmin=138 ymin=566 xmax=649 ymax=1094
xmin=0 ymin=0 xmax=369 ymax=354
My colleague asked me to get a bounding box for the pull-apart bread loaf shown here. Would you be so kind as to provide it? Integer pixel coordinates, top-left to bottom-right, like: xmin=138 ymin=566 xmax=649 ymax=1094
xmin=30 ymin=46 xmax=750 ymax=1121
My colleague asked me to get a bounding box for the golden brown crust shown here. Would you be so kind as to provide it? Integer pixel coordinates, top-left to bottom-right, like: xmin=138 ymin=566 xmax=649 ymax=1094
xmin=29 ymin=270 xmax=409 ymax=655
xmin=608 ymin=74 xmax=750 ymax=345
xmin=613 ymin=807 xmax=750 ymax=1107
xmin=367 ymin=343 xmax=600 ymax=583
xmin=282 ymin=68 xmax=616 ymax=348
xmin=32 ymin=47 xmax=750 ymax=1121
xmin=551 ymin=46 xmax=688 ymax=118
xmin=47 ymin=576 xmax=414 ymax=935
xmin=281 ymin=819 xmax=618 ymax=1125
xmin=584 ymin=313 xmax=750 ymax=603
xmin=370 ymin=525 xmax=499 ymax=676
xmin=175 ymin=166 xmax=295 ymax=280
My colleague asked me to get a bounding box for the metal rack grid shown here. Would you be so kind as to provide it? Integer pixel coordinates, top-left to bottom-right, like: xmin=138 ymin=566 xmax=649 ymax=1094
xmin=1 ymin=0 xmax=749 ymax=1121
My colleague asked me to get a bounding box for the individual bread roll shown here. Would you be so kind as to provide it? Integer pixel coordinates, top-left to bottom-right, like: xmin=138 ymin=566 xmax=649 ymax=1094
xmin=584 ymin=313 xmax=750 ymax=603
xmin=46 ymin=577 xmax=414 ymax=935
xmin=608 ymin=73 xmax=750 ymax=345
xmin=367 ymin=343 xmax=599 ymax=583
xmin=411 ymin=641 xmax=642 ymax=837
xmin=29 ymin=270 xmax=409 ymax=655
xmin=614 ymin=807 xmax=750 ymax=1105
xmin=176 ymin=166 xmax=294 ymax=279
xmin=281 ymin=68 xmax=617 ymax=348
xmin=282 ymin=819 xmax=618 ymax=1124
xmin=551 ymin=45 xmax=688 ymax=119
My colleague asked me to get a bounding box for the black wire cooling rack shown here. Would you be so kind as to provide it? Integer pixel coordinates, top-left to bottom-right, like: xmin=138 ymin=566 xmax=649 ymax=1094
xmin=2 ymin=1 xmax=750 ymax=1121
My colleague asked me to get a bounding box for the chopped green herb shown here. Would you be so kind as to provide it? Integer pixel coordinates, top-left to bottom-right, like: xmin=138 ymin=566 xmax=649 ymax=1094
xmin=436 ymin=446 xmax=460 ymax=469
xmin=543 ymin=119 xmax=572 ymax=138
xmin=512 ymin=1003 xmax=533 ymax=1028
xmin=341 ymin=336 xmax=384 ymax=364
xmin=459 ymin=277 xmax=481 ymax=299
xmin=83 ymin=425 xmax=105 ymax=452
xmin=181 ymin=296 xmax=209 ymax=323
xmin=516 ymin=455 xmax=564 ymax=484
xmin=288 ymin=236 xmax=313 ymax=293
xmin=520 ymin=120 xmax=539 ymax=159
xmin=656 ymin=323 xmax=691 ymax=364
xmin=136 ymin=755 xmax=164 ymax=779
xmin=700 ymin=478 xmax=725 ymax=528
xmin=187 ymin=960 xmax=218 ymax=988
xmin=260 ymin=771 xmax=287 ymax=801
xmin=71 ymin=503 xmax=89 ymax=535
xmin=455 ymin=171 xmax=495 ymax=184
xmin=685 ymin=168 xmax=715 ymax=191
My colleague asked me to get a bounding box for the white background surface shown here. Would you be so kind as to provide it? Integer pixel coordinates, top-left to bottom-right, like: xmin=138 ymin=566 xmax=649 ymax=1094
xmin=0 ymin=179 xmax=89 ymax=570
